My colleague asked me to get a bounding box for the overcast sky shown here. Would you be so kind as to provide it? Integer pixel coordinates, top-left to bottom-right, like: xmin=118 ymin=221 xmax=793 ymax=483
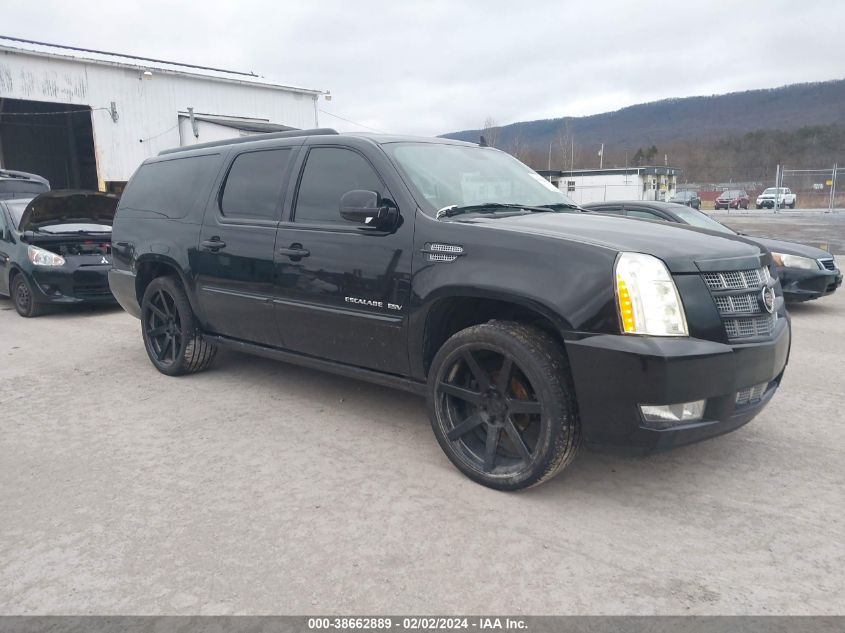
xmin=3 ymin=0 xmax=843 ymax=136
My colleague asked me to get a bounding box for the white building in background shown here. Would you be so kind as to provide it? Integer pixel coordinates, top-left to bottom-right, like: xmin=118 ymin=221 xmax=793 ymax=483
xmin=0 ymin=36 xmax=324 ymax=192
xmin=537 ymin=166 xmax=682 ymax=205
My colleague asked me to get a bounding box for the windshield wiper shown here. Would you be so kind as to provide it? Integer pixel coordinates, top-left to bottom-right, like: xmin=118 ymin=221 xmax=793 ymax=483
xmin=536 ymin=203 xmax=583 ymax=212
xmin=436 ymin=203 xmax=554 ymax=219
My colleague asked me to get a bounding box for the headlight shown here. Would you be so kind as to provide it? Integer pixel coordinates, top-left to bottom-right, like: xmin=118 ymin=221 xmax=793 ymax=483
xmin=27 ymin=245 xmax=66 ymax=266
xmin=615 ymin=252 xmax=688 ymax=336
xmin=771 ymin=252 xmax=818 ymax=270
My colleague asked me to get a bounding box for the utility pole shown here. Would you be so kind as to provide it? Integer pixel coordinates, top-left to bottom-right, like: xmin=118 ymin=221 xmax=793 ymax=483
xmin=830 ymin=164 xmax=838 ymax=213
xmin=598 ymin=143 xmax=604 ymax=169
xmin=774 ymin=164 xmax=780 ymax=214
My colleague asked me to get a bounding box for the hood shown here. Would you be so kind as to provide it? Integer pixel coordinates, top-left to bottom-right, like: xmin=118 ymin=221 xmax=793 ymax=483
xmin=18 ymin=190 xmax=119 ymax=232
xmin=746 ymin=235 xmax=834 ymax=260
xmin=456 ymin=212 xmax=766 ymax=274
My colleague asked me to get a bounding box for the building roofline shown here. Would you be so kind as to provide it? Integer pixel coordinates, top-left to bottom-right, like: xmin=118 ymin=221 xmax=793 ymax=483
xmin=0 ymin=35 xmax=324 ymax=95
xmin=537 ymin=166 xmax=683 ymax=177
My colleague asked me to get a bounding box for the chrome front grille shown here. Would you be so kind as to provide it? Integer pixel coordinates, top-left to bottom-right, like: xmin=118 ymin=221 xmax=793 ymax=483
xmin=714 ymin=293 xmax=761 ymax=314
xmin=704 ymin=267 xmax=776 ymax=341
xmin=703 ymin=268 xmax=766 ymax=290
xmin=819 ymin=258 xmax=835 ymax=271
xmin=735 ymin=381 xmax=768 ymax=406
xmin=723 ymin=314 xmax=776 ymax=339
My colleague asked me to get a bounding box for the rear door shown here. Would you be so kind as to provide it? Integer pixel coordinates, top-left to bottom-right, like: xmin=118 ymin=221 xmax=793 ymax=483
xmin=271 ymin=140 xmax=413 ymax=375
xmin=193 ymin=146 xmax=297 ymax=346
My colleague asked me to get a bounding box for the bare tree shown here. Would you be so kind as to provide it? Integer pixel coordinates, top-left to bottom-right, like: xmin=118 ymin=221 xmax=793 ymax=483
xmin=556 ymin=119 xmax=576 ymax=171
xmin=507 ymin=131 xmax=530 ymax=163
xmin=482 ymin=116 xmax=500 ymax=148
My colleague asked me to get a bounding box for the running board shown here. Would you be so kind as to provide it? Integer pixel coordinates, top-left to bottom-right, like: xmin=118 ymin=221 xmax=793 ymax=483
xmin=202 ymin=334 xmax=427 ymax=397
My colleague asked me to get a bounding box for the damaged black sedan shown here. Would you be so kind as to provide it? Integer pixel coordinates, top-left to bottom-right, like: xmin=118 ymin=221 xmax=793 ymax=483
xmin=583 ymin=200 xmax=842 ymax=303
xmin=0 ymin=190 xmax=119 ymax=317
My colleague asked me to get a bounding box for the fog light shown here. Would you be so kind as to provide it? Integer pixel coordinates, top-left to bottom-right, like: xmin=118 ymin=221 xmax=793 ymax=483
xmin=640 ymin=400 xmax=705 ymax=428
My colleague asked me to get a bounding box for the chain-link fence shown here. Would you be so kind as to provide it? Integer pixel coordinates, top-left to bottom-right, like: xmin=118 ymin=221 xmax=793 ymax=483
xmin=778 ymin=165 xmax=840 ymax=211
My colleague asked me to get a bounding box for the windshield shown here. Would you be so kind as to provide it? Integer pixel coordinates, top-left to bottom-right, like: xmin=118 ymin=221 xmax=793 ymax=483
xmin=671 ymin=206 xmax=736 ymax=234
xmin=0 ymin=181 xmax=49 ymax=199
xmin=384 ymin=142 xmax=577 ymax=214
xmin=762 ymin=188 xmax=786 ymax=194
xmin=7 ymin=201 xmax=29 ymax=229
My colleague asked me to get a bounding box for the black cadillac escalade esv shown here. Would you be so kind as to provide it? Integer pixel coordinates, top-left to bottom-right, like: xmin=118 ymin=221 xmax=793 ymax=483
xmin=109 ymin=129 xmax=790 ymax=490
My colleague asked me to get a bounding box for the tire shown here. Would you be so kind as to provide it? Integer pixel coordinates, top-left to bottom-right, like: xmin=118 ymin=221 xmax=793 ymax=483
xmin=427 ymin=320 xmax=581 ymax=491
xmin=140 ymin=275 xmax=217 ymax=376
xmin=11 ymin=274 xmax=45 ymax=318
xmin=756 ymin=205 xmax=762 ymax=209
xmin=789 ymin=201 xmax=796 ymax=209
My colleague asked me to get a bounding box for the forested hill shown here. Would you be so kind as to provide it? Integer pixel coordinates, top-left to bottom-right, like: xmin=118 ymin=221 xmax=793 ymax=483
xmin=441 ymin=80 xmax=845 ymax=150
xmin=441 ymin=80 xmax=845 ymax=182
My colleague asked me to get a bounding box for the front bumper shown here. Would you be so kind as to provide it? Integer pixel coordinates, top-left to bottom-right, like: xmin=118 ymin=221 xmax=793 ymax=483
xmin=565 ymin=318 xmax=790 ymax=454
xmin=26 ymin=266 xmax=116 ymax=305
xmin=779 ymin=266 xmax=842 ymax=302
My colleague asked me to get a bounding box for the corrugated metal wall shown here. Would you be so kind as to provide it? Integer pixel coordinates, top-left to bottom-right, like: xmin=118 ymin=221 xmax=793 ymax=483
xmin=0 ymin=50 xmax=319 ymax=186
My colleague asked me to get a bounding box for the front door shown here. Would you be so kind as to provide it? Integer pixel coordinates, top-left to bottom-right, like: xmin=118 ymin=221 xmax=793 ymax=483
xmin=273 ymin=145 xmax=412 ymax=375
xmin=0 ymin=205 xmax=11 ymax=295
xmin=193 ymin=147 xmax=295 ymax=346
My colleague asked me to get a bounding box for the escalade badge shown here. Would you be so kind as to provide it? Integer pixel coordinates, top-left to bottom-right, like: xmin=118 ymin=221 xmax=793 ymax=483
xmin=762 ymin=287 xmax=775 ymax=313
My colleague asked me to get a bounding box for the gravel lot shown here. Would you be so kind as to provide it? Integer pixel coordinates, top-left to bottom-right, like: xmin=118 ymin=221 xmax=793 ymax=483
xmin=1 ymin=217 xmax=843 ymax=615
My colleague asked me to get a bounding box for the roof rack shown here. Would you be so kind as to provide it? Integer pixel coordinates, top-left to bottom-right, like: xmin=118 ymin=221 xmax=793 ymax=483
xmin=158 ymin=128 xmax=339 ymax=155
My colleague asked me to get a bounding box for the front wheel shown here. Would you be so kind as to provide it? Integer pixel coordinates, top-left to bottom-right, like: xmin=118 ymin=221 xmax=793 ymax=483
xmin=140 ymin=276 xmax=217 ymax=376
xmin=11 ymin=274 xmax=45 ymax=318
xmin=427 ymin=321 xmax=581 ymax=491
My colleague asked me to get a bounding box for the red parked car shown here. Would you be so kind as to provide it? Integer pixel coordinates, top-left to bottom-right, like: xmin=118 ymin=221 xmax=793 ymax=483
xmin=714 ymin=189 xmax=749 ymax=210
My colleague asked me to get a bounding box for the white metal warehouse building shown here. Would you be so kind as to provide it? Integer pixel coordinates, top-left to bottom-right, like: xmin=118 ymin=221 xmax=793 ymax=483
xmin=537 ymin=166 xmax=682 ymax=205
xmin=0 ymin=36 xmax=323 ymax=192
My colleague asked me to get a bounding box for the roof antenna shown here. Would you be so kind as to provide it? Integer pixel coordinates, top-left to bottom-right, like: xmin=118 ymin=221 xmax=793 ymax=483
xmin=479 ymin=135 xmax=488 ymax=147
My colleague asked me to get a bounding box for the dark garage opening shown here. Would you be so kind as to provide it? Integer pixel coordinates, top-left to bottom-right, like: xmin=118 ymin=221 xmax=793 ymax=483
xmin=0 ymin=98 xmax=98 ymax=190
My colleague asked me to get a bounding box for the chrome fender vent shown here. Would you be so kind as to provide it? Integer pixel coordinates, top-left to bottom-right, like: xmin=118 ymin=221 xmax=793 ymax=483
xmin=421 ymin=243 xmax=465 ymax=263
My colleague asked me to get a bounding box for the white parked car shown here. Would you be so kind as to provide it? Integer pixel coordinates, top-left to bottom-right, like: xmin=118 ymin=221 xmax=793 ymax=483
xmin=756 ymin=187 xmax=796 ymax=209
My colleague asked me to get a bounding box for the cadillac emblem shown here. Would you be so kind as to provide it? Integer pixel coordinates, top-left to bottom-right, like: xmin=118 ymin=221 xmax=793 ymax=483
xmin=762 ymin=286 xmax=775 ymax=314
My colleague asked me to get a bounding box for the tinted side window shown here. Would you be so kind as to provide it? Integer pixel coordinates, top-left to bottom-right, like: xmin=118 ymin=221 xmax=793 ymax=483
xmin=595 ymin=206 xmax=623 ymax=215
xmin=626 ymin=209 xmax=662 ymax=220
xmin=220 ymin=149 xmax=291 ymax=220
xmin=119 ymin=154 xmax=219 ymax=219
xmin=294 ymin=147 xmax=383 ymax=225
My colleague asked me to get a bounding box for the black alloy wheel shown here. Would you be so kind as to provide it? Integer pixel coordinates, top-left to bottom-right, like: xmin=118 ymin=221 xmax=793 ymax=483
xmin=144 ymin=286 xmax=183 ymax=366
xmin=140 ymin=276 xmax=217 ymax=376
xmin=428 ymin=321 xmax=580 ymax=490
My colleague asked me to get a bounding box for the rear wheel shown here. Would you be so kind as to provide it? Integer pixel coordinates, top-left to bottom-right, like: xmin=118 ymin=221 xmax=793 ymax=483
xmin=11 ymin=274 xmax=44 ymax=318
xmin=140 ymin=276 xmax=217 ymax=376
xmin=427 ymin=321 xmax=580 ymax=491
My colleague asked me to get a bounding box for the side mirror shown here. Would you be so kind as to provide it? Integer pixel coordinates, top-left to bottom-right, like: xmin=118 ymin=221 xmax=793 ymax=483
xmin=340 ymin=190 xmax=396 ymax=228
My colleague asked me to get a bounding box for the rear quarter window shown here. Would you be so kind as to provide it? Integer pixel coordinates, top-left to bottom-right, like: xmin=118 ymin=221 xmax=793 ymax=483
xmin=119 ymin=154 xmax=220 ymax=219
